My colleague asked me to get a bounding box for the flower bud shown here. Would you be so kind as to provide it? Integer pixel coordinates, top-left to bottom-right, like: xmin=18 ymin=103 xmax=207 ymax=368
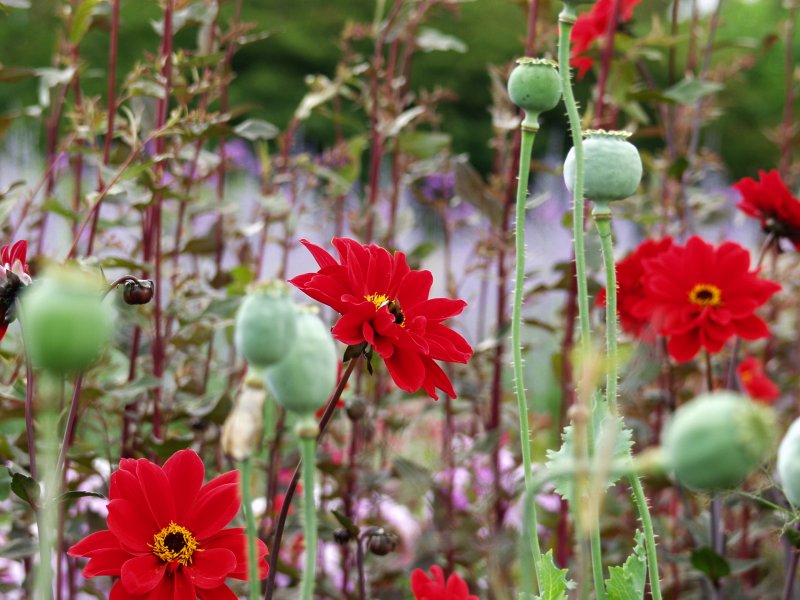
xmin=346 ymin=397 xmax=367 ymax=421
xmin=264 ymin=308 xmax=338 ymax=417
xmin=778 ymin=418 xmax=800 ymax=507
xmin=663 ymin=391 xmax=775 ymax=491
xmin=221 ymin=370 xmax=267 ymax=461
xmin=333 ymin=528 xmax=353 ymax=546
xmin=507 ymin=58 xmax=562 ymax=127
xmin=367 ymin=530 xmax=398 ymax=556
xmin=564 ymin=130 xmax=642 ymax=202
xmin=235 ymin=281 xmax=297 ymax=368
xmin=122 ymin=279 xmax=154 ymax=305
xmin=20 ymin=266 xmax=114 ymax=374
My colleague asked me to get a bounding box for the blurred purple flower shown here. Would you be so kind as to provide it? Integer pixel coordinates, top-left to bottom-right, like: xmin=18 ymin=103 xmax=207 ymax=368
xmin=420 ymin=171 xmax=455 ymax=202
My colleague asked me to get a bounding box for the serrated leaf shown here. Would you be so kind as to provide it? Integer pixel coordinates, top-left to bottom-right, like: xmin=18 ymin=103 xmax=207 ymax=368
xmin=605 ymin=530 xmax=647 ymax=600
xmin=544 ymin=400 xmax=634 ymax=504
xmin=535 ymin=550 xmax=574 ymax=600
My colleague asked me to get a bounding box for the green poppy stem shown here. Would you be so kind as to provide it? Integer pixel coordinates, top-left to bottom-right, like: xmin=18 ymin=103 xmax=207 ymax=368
xmin=558 ymin=6 xmax=605 ymax=598
xmin=299 ymin=434 xmax=318 ymax=600
xmin=513 ymin=124 xmax=543 ymax=594
xmin=594 ymin=205 xmax=663 ymax=600
xmin=240 ymin=457 xmax=261 ymax=600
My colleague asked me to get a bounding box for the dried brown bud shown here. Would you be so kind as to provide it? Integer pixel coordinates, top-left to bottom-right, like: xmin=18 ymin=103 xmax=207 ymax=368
xmin=366 ymin=530 xmax=397 ymax=556
xmin=346 ymin=397 xmax=367 ymax=421
xmin=123 ymin=279 xmax=155 ymax=305
xmin=333 ymin=528 xmax=352 ymax=545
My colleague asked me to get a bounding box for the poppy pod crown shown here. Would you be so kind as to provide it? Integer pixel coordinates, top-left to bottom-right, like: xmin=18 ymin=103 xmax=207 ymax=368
xmin=507 ymin=57 xmax=562 ymax=128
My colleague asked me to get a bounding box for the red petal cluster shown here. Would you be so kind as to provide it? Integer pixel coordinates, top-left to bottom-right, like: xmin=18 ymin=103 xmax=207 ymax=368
xmin=571 ymin=0 xmax=642 ymax=79
xmin=290 ymin=238 xmax=473 ymax=399
xmin=411 ymin=565 xmax=478 ymax=600
xmin=0 ymin=239 xmax=31 ymax=343
xmin=633 ymin=236 xmax=780 ymax=362
xmin=737 ymin=356 xmax=780 ymax=404
xmin=733 ymin=169 xmax=800 ymax=249
xmin=597 ymin=237 xmax=673 ymax=342
xmin=68 ymin=449 xmax=268 ymax=599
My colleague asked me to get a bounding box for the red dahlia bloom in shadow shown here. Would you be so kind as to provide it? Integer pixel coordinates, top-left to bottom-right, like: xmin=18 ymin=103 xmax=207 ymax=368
xmin=289 ymin=238 xmax=473 ymax=399
xmin=571 ymin=0 xmax=642 ymax=79
xmin=411 ymin=565 xmax=478 ymax=600
xmin=597 ymin=237 xmax=673 ymax=342
xmin=0 ymin=239 xmax=32 ymax=342
xmin=634 ymin=236 xmax=781 ymax=362
xmin=68 ymin=449 xmax=268 ymax=599
xmin=733 ymin=169 xmax=800 ymax=249
xmin=737 ymin=356 xmax=780 ymax=404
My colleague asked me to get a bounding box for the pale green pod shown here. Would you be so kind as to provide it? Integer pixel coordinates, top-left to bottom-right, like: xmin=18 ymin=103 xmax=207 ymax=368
xmin=778 ymin=417 xmax=800 ymax=506
xmin=235 ymin=281 xmax=297 ymax=368
xmin=20 ymin=267 xmax=114 ymax=375
xmin=564 ymin=130 xmax=642 ymax=202
xmin=263 ymin=308 xmax=338 ymax=417
xmin=663 ymin=391 xmax=775 ymax=491
xmin=507 ymin=58 xmax=562 ymax=128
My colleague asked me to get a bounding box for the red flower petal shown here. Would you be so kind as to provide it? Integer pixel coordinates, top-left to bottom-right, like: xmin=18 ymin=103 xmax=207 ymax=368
xmin=68 ymin=529 xmax=120 ymax=557
xmin=135 ymin=459 xmax=176 ymax=529
xmin=197 ymin=584 xmax=239 ymax=600
xmin=107 ymin=499 xmax=157 ymax=553
xmin=187 ymin=482 xmax=240 ymax=540
xmin=186 ymin=547 xmax=237 ymax=589
xmin=162 ymin=448 xmax=205 ymax=521
xmin=120 ymin=554 xmax=166 ymax=594
xmin=82 ymin=548 xmax=132 ymax=577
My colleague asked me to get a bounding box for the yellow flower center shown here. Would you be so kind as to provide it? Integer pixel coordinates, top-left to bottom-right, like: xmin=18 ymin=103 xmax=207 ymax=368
xmin=150 ymin=522 xmax=199 ymax=566
xmin=688 ymin=283 xmax=722 ymax=307
xmin=364 ymin=293 xmax=405 ymax=326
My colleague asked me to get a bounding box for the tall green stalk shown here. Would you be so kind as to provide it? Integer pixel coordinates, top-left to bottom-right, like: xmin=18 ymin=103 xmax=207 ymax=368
xmin=594 ymin=206 xmax=662 ymax=600
xmin=240 ymin=458 xmax=261 ymax=600
xmin=558 ymin=7 xmax=605 ymax=598
xmin=513 ymin=125 xmax=543 ymax=594
xmin=299 ymin=435 xmax=318 ymax=600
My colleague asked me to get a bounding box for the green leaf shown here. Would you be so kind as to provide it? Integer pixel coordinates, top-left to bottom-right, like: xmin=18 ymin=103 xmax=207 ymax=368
xmin=233 ymin=119 xmax=279 ymax=142
xmin=605 ymin=530 xmax=647 ymax=600
xmin=663 ymin=78 xmax=724 ymax=104
xmin=397 ymin=131 xmax=451 ymax=160
xmin=544 ymin=399 xmax=634 ymax=504
xmin=58 ymin=490 xmax=106 ymax=503
xmin=535 ymin=550 xmax=574 ymax=600
xmin=331 ymin=509 xmax=360 ymax=536
xmin=69 ymin=0 xmax=101 ymax=45
xmin=690 ymin=546 xmax=730 ymax=583
xmin=10 ymin=472 xmax=39 ymax=508
xmin=416 ymin=27 xmax=468 ymax=53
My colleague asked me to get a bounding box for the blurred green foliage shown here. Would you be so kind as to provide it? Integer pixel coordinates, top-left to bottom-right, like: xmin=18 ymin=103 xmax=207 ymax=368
xmin=0 ymin=0 xmax=796 ymax=177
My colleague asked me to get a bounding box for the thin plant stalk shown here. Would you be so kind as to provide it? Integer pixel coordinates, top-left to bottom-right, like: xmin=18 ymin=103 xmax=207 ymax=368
xmin=512 ymin=125 xmax=543 ymax=593
xmin=558 ymin=6 xmax=605 ymax=596
xmin=595 ymin=208 xmax=662 ymax=600
xmin=299 ymin=435 xmax=318 ymax=600
xmin=240 ymin=457 xmax=261 ymax=600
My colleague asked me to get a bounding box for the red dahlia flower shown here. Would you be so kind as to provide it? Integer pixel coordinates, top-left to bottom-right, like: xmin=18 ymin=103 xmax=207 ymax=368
xmin=635 ymin=236 xmax=781 ymax=362
xmin=0 ymin=239 xmax=32 ymax=342
xmin=733 ymin=169 xmax=800 ymax=250
xmin=411 ymin=565 xmax=478 ymax=600
xmin=571 ymin=0 xmax=642 ymax=79
xmin=289 ymin=238 xmax=473 ymax=399
xmin=737 ymin=356 xmax=780 ymax=404
xmin=597 ymin=237 xmax=673 ymax=342
xmin=68 ymin=449 xmax=268 ymax=599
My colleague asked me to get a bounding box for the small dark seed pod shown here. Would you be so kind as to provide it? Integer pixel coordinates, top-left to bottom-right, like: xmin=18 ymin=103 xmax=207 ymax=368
xmin=346 ymin=397 xmax=367 ymax=421
xmin=122 ymin=279 xmax=155 ymax=305
xmin=366 ymin=531 xmax=398 ymax=556
xmin=333 ymin=528 xmax=353 ymax=546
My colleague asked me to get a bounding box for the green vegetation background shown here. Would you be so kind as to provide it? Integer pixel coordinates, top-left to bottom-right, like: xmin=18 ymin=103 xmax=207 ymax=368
xmin=0 ymin=0 xmax=795 ymax=176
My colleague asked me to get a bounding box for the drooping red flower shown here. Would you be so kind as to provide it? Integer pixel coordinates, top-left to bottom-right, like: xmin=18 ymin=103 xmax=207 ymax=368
xmin=68 ymin=449 xmax=268 ymax=599
xmin=733 ymin=169 xmax=800 ymax=250
xmin=0 ymin=239 xmax=32 ymax=342
xmin=411 ymin=565 xmax=478 ymax=600
xmin=737 ymin=356 xmax=780 ymax=404
xmin=597 ymin=237 xmax=673 ymax=342
xmin=634 ymin=236 xmax=781 ymax=362
xmin=571 ymin=0 xmax=643 ymax=79
xmin=289 ymin=238 xmax=473 ymax=399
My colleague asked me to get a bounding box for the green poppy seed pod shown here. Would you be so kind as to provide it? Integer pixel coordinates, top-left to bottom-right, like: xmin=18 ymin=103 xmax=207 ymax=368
xmin=235 ymin=281 xmax=297 ymax=368
xmin=564 ymin=130 xmax=643 ymax=202
xmin=663 ymin=391 xmax=775 ymax=491
xmin=20 ymin=266 xmax=114 ymax=374
xmin=777 ymin=418 xmax=800 ymax=506
xmin=507 ymin=58 xmax=562 ymax=128
xmin=264 ymin=308 xmax=338 ymax=417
